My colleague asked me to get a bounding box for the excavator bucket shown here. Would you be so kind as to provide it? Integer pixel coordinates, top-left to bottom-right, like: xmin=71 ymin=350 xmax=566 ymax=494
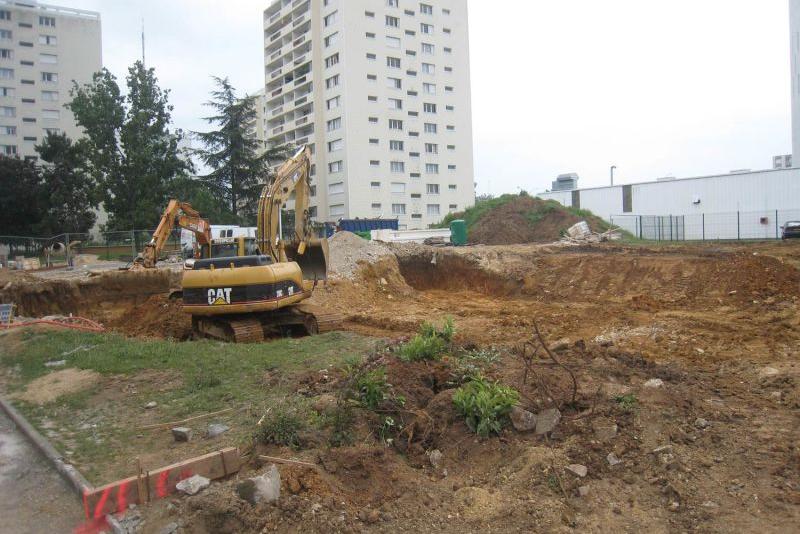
xmin=285 ymin=238 xmax=329 ymax=282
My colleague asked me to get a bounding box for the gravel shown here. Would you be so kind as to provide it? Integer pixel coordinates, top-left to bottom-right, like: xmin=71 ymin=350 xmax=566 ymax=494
xmin=328 ymin=232 xmax=394 ymax=280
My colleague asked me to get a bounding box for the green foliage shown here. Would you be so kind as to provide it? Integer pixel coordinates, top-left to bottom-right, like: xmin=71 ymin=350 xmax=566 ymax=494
xmin=0 ymin=156 xmax=45 ymax=236
xmin=35 ymin=132 xmax=98 ymax=235
xmin=399 ymin=317 xmax=456 ymax=362
xmin=354 ymin=231 xmax=371 ymax=240
xmin=614 ymin=393 xmax=638 ymax=412
xmin=68 ymin=62 xmax=191 ymax=230
xmin=256 ymin=406 xmax=306 ymax=450
xmin=452 ymin=376 xmax=520 ymax=436
xmin=450 ymin=347 xmax=501 ymax=384
xmin=356 ymin=368 xmax=390 ymax=409
xmin=192 ymin=77 xmax=294 ymax=223
xmin=437 ymin=192 xmax=526 ymax=229
xmin=327 ymin=405 xmax=355 ymax=447
xmin=188 ymin=370 xmax=222 ymax=391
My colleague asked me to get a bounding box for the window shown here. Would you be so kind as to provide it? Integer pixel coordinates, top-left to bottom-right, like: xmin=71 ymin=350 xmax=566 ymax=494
xmin=0 ymin=125 xmax=14 ymax=135
xmin=39 ymin=16 xmax=56 ymax=27
xmin=369 ymin=138 xmax=379 ymax=145
xmin=19 ymin=41 xmax=32 ymax=47
xmin=409 ymin=131 xmax=419 ymax=137
xmin=444 ymin=47 xmax=452 ymax=54
xmin=310 ymin=185 xmax=317 ymax=197
xmin=0 ymin=68 xmax=12 ymax=80
xmin=424 ymin=122 xmax=437 ymax=133
xmin=386 ymin=15 xmax=399 ymax=27
xmin=325 ymin=53 xmax=339 ymax=68
xmin=386 ymin=36 xmax=400 ymax=48
xmin=0 ymin=87 xmax=12 ymax=96
xmin=308 ymin=206 xmax=318 ymax=218
xmin=406 ymin=30 xmax=415 ymax=37
xmin=443 ymin=28 xmax=451 ymax=34
xmin=0 ymin=49 xmax=11 ymax=59
xmin=20 ymin=60 xmax=33 ymax=66
xmin=423 ymin=82 xmax=436 ymax=94
xmin=422 ymin=43 xmax=434 ymax=55
xmin=420 ymin=4 xmax=433 ymax=15
xmin=329 ymin=161 xmax=343 ymax=173
xmin=389 ymin=119 xmax=403 ymax=130
xmin=443 ymin=8 xmax=451 ymax=15
xmin=387 ymin=56 xmax=400 ymax=68
xmin=426 ymin=183 xmax=440 ymax=194
xmin=389 ymin=140 xmax=404 ymax=151
xmin=41 ymin=72 xmax=57 ymax=83
xmin=324 ymin=32 xmax=339 ymax=47
xmin=0 ymin=11 xmax=9 ymax=20
xmin=449 ymin=184 xmax=457 ymax=191
xmin=445 ymin=66 xmax=453 ymax=73
xmin=411 ymin=193 xmax=421 ymax=199
xmin=326 ymin=96 xmax=340 ymax=110
xmin=423 ymin=102 xmax=437 ymax=114
xmin=388 ymin=77 xmax=401 ymax=89
xmin=43 ymin=127 xmax=60 ymax=135
xmin=324 ymin=11 xmax=337 ymax=27
xmin=408 ymin=111 xmax=418 ymax=117
xmin=328 ymin=182 xmax=344 ymax=194
xmin=392 ymin=203 xmax=406 ymax=215
xmin=391 ymin=161 xmax=405 ymax=172
xmin=1 ymin=144 xmax=16 ymax=155
xmin=330 ymin=204 xmax=345 ymax=217
xmin=447 ymin=125 xmax=455 ymax=131
xmin=20 ymin=79 xmax=32 ymax=85
xmin=0 ymin=30 xmax=10 ymax=40
xmin=325 ymin=74 xmax=339 ymax=89
xmin=445 ymin=86 xmax=454 ymax=93
xmin=366 ymin=53 xmax=376 ymax=60
xmin=412 ymin=213 xmax=422 ymax=219
xmin=409 ymin=151 xmax=420 ymax=157
xmin=388 ymin=97 xmax=402 ymax=110
xmin=328 ymin=139 xmax=343 ymax=152
xmin=406 ymin=48 xmax=416 ymax=55
xmin=365 ymin=11 xmax=375 ymax=18
xmin=21 ymin=98 xmax=34 ymax=103
xmin=366 ymin=32 xmax=375 ymax=39
xmin=39 ymin=53 xmax=56 ymax=64
xmin=369 ymin=116 xmax=378 ymax=123
xmin=387 ymin=0 xmax=399 ymax=6
xmin=372 ymin=203 xmax=382 ymax=210
xmin=427 ymin=204 xmax=440 ymax=216
xmin=449 ymin=204 xmax=457 ymax=210
xmin=426 ymin=163 xmax=439 ymax=174
xmin=367 ymin=74 xmax=377 ymax=81
xmin=422 ymin=63 xmax=435 ymax=74
xmin=326 ymin=117 xmax=341 ymax=131
xmin=446 ymin=105 xmax=454 ymax=111
xmin=42 ymin=109 xmax=59 ymax=120
xmin=391 ymin=182 xmax=406 ymax=193
xmin=368 ymin=95 xmax=377 ymax=102
xmin=420 ymin=23 xmax=433 ymax=35
xmin=425 ymin=143 xmax=438 ymax=154
xmin=448 ymin=164 xmax=456 ymax=170
xmin=371 ymin=181 xmax=381 ymax=189
xmin=370 ymin=160 xmax=380 ymax=166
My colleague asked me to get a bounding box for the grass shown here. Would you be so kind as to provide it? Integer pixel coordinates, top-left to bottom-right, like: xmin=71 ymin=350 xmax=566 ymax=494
xmin=0 ymin=328 xmax=377 ymax=483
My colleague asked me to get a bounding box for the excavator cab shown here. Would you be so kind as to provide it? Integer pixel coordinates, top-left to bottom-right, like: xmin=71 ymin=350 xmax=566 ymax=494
xmin=284 ymin=237 xmax=329 ymax=282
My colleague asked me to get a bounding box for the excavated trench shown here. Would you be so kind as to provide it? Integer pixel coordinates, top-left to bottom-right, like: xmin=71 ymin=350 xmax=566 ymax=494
xmin=395 ymin=250 xmax=523 ymax=296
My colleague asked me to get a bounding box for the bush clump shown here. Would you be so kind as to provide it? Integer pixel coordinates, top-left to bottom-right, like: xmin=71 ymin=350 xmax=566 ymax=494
xmin=255 ymin=407 xmax=306 ymax=450
xmin=398 ymin=317 xmax=455 ymax=362
xmin=452 ymin=376 xmax=519 ymax=436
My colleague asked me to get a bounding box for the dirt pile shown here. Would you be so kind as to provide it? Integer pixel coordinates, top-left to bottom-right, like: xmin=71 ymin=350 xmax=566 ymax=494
xmin=468 ymin=195 xmax=610 ymax=245
xmin=328 ymin=231 xmax=394 ymax=280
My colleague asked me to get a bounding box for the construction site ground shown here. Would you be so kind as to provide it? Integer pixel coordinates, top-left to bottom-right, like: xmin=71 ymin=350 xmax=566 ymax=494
xmin=1 ymin=236 xmax=799 ymax=533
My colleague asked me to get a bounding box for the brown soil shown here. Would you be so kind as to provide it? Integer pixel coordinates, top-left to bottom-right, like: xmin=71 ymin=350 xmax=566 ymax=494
xmin=468 ymin=196 xmax=609 ymax=245
xmin=13 ymin=368 xmax=101 ymax=405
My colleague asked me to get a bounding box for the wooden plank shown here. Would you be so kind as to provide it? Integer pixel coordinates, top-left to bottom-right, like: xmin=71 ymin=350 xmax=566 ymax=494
xmin=83 ymin=448 xmax=241 ymax=519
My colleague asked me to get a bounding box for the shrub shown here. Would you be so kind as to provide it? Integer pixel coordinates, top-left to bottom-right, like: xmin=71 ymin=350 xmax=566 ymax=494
xmin=450 ymin=347 xmax=500 ymax=385
xmin=614 ymin=393 xmax=638 ymax=413
xmin=328 ymin=405 xmax=355 ymax=447
xmin=399 ymin=317 xmax=455 ymax=362
xmin=256 ymin=407 xmax=305 ymax=450
xmin=356 ymin=368 xmax=390 ymax=409
xmin=452 ymin=376 xmax=519 ymax=436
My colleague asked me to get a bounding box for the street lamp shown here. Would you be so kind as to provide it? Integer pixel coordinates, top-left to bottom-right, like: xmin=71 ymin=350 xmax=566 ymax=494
xmin=610 ymin=165 xmax=617 ymax=186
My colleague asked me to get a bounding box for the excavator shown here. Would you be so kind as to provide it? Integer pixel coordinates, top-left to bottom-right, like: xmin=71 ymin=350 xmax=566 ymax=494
xmin=131 ymin=200 xmax=213 ymax=270
xmin=180 ymin=146 xmax=340 ymax=342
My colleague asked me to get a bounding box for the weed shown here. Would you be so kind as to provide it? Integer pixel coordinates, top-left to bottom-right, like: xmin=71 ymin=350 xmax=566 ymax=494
xmin=328 ymin=405 xmax=355 ymax=447
xmin=615 ymin=393 xmax=638 ymax=412
xmin=547 ymin=473 xmax=561 ymax=493
xmin=452 ymin=376 xmax=520 ymax=437
xmin=188 ymin=370 xmax=222 ymax=391
xmin=356 ymin=368 xmax=390 ymax=409
xmin=450 ymin=347 xmax=500 ymax=384
xmin=379 ymin=416 xmax=397 ymax=445
xmin=398 ymin=317 xmax=455 ymax=362
xmin=256 ymin=406 xmax=306 ymax=450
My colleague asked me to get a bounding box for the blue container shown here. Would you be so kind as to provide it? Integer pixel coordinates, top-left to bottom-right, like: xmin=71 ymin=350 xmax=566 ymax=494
xmin=338 ymin=218 xmax=399 ymax=233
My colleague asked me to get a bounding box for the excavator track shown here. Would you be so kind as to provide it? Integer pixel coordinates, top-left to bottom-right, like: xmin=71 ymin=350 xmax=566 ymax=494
xmin=227 ymin=317 xmax=266 ymax=343
xmin=193 ymin=316 xmax=265 ymax=343
xmin=192 ymin=305 xmax=344 ymax=343
xmin=294 ymin=304 xmax=346 ymax=334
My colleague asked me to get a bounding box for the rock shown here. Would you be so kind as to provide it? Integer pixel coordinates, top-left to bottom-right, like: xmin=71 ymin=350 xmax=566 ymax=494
xmin=145 ymin=401 xmax=158 ymax=409
xmin=549 ymin=338 xmax=570 ymax=352
xmin=428 ymin=449 xmax=443 ymax=469
xmin=237 ymin=464 xmax=280 ymax=505
xmin=359 ymin=508 xmax=380 ymax=524
xmin=566 ymin=464 xmax=588 ymax=478
xmin=312 ymin=394 xmax=338 ymax=415
xmin=44 ymin=359 xmax=66 ymax=367
xmin=510 ymin=406 xmax=537 ymax=432
xmin=159 ymin=522 xmax=179 ymax=534
xmin=643 ymin=378 xmax=664 ymax=388
xmin=592 ymin=420 xmax=618 ymax=442
xmin=311 ymin=503 xmax=323 ymax=513
xmin=652 ymin=445 xmax=673 ymax=454
xmin=171 ymin=427 xmax=192 ymax=442
xmin=535 ymin=408 xmax=561 ymax=435
xmin=176 ymin=475 xmax=209 ymax=496
xmin=578 ymin=485 xmax=590 ymax=497
xmin=759 ymin=367 xmax=780 ymax=378
xmin=694 ymin=418 xmax=711 ymax=429
xmin=207 ymin=423 xmax=230 ymax=438
xmin=607 ymin=452 xmax=622 ymax=466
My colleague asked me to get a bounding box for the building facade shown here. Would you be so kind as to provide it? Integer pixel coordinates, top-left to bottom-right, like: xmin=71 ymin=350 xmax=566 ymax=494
xmin=262 ymin=0 xmax=475 ymax=228
xmin=0 ymin=0 xmax=101 ymax=161
xmin=244 ymin=87 xmax=268 ymax=151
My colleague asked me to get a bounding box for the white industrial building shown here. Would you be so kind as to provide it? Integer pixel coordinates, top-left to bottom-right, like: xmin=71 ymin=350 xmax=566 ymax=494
xmin=261 ymin=0 xmax=476 ymax=228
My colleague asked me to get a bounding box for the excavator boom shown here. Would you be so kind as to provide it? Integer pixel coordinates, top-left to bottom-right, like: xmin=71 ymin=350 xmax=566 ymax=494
xmin=133 ymin=200 xmax=211 ymax=269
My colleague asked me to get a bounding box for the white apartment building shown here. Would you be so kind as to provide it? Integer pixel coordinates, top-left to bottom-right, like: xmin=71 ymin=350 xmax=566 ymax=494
xmin=262 ymin=0 xmax=475 ymax=228
xmin=0 ymin=0 xmax=101 ymax=161
xmin=245 ymin=87 xmax=268 ymax=151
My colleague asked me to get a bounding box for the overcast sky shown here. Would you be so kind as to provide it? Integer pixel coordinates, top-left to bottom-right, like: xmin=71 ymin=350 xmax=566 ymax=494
xmin=63 ymin=0 xmax=792 ymax=195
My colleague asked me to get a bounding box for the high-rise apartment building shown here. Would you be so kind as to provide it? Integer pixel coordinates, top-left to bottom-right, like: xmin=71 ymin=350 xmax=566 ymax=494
xmin=0 ymin=0 xmax=101 ymax=161
xmin=262 ymin=0 xmax=474 ymax=228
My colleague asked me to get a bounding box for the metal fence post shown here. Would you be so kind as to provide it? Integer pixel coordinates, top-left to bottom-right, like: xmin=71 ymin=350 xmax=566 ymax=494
xmin=776 ymin=210 xmax=779 ymax=239
xmin=737 ymin=211 xmax=740 ymax=240
xmin=131 ymin=230 xmax=136 ymax=260
xmin=638 ymin=215 xmax=642 ymax=239
xmin=702 ymin=213 xmax=705 ymax=241
xmin=669 ymin=215 xmax=673 ymax=241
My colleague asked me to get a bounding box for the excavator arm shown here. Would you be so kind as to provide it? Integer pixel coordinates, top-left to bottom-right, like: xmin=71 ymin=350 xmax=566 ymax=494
xmin=256 ymin=146 xmax=328 ymax=281
xmin=133 ymin=200 xmax=211 ymax=269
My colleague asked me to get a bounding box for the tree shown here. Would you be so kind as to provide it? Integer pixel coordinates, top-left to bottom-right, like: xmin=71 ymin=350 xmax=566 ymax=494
xmin=193 ymin=77 xmax=292 ymax=224
xmin=34 ymin=132 xmax=98 ymax=235
xmin=0 ymin=156 xmax=42 ymax=236
xmin=68 ymin=61 xmax=191 ymax=231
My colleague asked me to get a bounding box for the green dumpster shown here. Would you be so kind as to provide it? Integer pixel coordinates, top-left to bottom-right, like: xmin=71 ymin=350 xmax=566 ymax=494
xmin=450 ymin=219 xmax=467 ymax=246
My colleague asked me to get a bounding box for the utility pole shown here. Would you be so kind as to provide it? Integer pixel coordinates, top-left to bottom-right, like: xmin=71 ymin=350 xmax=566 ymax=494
xmin=610 ymin=165 xmax=617 ymax=186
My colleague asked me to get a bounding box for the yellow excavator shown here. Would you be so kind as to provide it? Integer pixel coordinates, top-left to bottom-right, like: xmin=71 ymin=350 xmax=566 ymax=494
xmin=131 ymin=200 xmax=213 ymax=270
xmin=181 ymin=146 xmax=339 ymax=342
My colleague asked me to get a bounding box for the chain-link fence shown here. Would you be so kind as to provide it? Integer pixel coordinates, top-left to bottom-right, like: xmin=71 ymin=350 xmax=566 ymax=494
xmin=0 ymin=229 xmax=184 ymax=268
xmin=611 ymin=209 xmax=800 ymax=241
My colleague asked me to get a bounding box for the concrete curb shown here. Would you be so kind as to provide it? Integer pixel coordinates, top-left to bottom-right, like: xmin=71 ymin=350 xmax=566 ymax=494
xmin=0 ymin=395 xmax=93 ymax=498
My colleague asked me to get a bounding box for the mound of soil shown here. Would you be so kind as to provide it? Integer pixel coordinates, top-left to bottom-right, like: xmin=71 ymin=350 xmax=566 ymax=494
xmin=469 ymin=196 xmax=608 ymax=245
